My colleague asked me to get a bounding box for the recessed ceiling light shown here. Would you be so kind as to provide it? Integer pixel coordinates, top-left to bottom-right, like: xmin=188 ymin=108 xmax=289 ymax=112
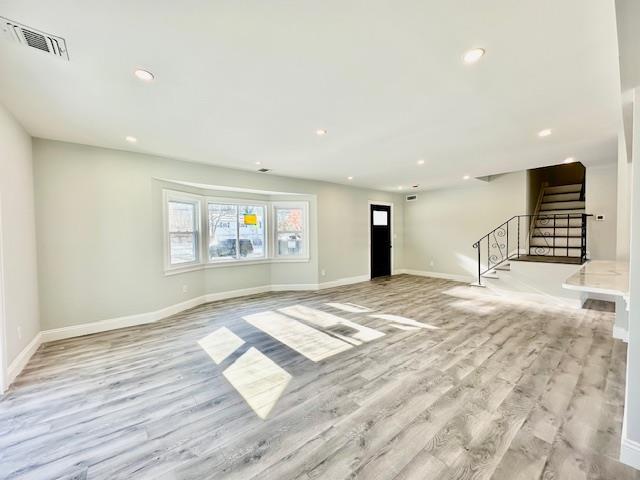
xmin=538 ymin=129 xmax=552 ymax=137
xmin=255 ymin=161 xmax=262 ymax=165
xmin=134 ymin=69 xmax=155 ymax=82
xmin=125 ymin=136 xmax=138 ymax=143
xmin=417 ymin=159 xmax=425 ymax=165
xmin=463 ymin=175 xmax=470 ymax=180
xmin=316 ymin=129 xmax=327 ymax=136
xmin=463 ymin=48 xmax=485 ymax=64
xmin=397 ymin=186 xmax=403 ymax=190
xmin=564 ymin=157 xmax=575 ymax=164
xmin=347 ymin=176 xmax=353 ymax=180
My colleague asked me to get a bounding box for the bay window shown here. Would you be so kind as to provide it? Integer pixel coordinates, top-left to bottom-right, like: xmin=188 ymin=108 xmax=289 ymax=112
xmin=164 ymin=190 xmax=307 ymax=272
xmin=166 ymin=194 xmax=201 ymax=267
xmin=274 ymin=205 xmax=306 ymax=257
xmin=208 ymin=202 xmax=266 ymax=261
xmin=238 ymin=206 xmax=265 ymax=258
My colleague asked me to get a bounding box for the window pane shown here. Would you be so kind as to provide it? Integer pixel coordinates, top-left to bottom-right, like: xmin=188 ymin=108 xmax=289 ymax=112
xmin=170 ymin=233 xmax=197 ymax=264
xmin=168 ymin=201 xmax=197 ymax=264
xmin=239 ymin=206 xmax=265 ymax=258
xmin=277 ymin=208 xmax=303 ymax=232
xmin=277 ymin=232 xmax=303 ymax=256
xmin=208 ymin=204 xmax=238 ymax=260
xmin=373 ymin=210 xmax=388 ymax=226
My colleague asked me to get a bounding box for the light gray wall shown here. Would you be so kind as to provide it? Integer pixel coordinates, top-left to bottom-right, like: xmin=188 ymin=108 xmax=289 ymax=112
xmin=625 ymin=88 xmax=640 ymax=451
xmin=0 ymin=104 xmax=40 ymax=366
xmin=585 ymin=163 xmax=618 ymax=260
xmin=617 ymin=132 xmax=632 ymax=261
xmin=33 ymin=139 xmax=404 ymax=330
xmin=404 ymin=172 xmax=527 ymax=279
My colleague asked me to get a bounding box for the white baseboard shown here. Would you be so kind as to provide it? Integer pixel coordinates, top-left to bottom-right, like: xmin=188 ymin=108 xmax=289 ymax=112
xmin=399 ymin=269 xmax=472 ymax=283
xmin=613 ymin=325 xmax=629 ymax=343
xmin=319 ymin=274 xmax=370 ymax=289
xmin=621 ymin=435 xmax=640 ymax=471
xmin=40 ymin=285 xmax=274 ymax=344
xmin=38 ymin=275 xmax=371 ymax=346
xmin=5 ymin=272 xmax=392 ymax=389
xmin=40 ymin=295 xmax=207 ymax=343
xmin=6 ymin=332 xmax=42 ymax=388
xmin=272 ymin=275 xmax=370 ymax=292
xmin=271 ymin=283 xmax=318 ymax=292
xmin=204 ymin=286 xmax=272 ymax=302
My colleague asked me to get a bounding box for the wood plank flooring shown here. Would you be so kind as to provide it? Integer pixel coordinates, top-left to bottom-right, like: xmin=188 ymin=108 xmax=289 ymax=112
xmin=0 ymin=275 xmax=637 ymax=480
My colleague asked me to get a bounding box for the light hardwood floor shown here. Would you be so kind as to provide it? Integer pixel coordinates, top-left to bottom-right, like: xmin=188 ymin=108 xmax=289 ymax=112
xmin=0 ymin=275 xmax=637 ymax=480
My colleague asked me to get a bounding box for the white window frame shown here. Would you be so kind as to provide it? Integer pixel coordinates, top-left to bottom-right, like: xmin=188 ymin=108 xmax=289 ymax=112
xmin=163 ymin=190 xmax=310 ymax=274
xmin=272 ymin=201 xmax=310 ymax=261
xmin=163 ymin=190 xmax=202 ymax=272
xmin=206 ymin=197 xmax=269 ymax=265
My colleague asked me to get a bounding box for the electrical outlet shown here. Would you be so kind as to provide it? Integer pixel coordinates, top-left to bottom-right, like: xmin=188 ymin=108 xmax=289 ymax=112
xmin=429 ymin=260 xmax=435 ymax=267
xmin=321 ymin=269 xmax=326 ymax=277
xmin=182 ymin=285 xmax=188 ymax=293
xmin=17 ymin=326 xmax=22 ymax=340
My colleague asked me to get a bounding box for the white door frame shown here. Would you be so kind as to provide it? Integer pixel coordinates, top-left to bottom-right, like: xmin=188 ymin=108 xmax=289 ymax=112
xmin=367 ymin=200 xmax=395 ymax=279
xmin=0 ymin=195 xmax=7 ymax=393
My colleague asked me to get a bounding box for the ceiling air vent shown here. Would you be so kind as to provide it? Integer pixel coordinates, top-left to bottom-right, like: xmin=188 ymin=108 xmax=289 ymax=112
xmin=1 ymin=17 xmax=69 ymax=60
xmin=257 ymin=168 xmax=271 ymax=173
xmin=406 ymin=194 xmax=418 ymax=202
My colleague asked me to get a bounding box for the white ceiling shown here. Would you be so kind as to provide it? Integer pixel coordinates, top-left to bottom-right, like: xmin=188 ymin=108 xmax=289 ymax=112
xmin=0 ymin=0 xmax=622 ymax=191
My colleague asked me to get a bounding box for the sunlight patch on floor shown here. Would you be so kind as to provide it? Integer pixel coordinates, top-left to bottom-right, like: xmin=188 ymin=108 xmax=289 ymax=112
xmin=222 ymin=347 xmax=292 ymax=419
xmin=198 ymin=327 xmax=245 ymax=364
xmin=444 ymin=285 xmax=561 ymax=311
xmin=280 ymin=305 xmax=385 ymax=344
xmin=244 ymin=311 xmax=353 ymax=361
xmin=450 ymin=299 xmax=496 ymax=315
xmin=369 ymin=313 xmax=440 ymax=330
xmin=389 ymin=324 xmax=420 ymax=331
xmin=325 ymin=302 xmax=371 ymax=313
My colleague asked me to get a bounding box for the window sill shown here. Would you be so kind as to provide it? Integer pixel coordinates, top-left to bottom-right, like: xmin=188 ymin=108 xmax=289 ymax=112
xmin=164 ymin=257 xmax=310 ymax=276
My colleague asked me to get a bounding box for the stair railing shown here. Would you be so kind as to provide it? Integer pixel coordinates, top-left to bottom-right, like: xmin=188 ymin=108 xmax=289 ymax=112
xmin=529 ymin=181 xmax=549 ymax=239
xmin=472 ymin=213 xmax=592 ymax=286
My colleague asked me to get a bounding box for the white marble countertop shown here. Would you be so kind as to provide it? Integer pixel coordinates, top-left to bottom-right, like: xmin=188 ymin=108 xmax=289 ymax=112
xmin=562 ymin=260 xmax=629 ymax=298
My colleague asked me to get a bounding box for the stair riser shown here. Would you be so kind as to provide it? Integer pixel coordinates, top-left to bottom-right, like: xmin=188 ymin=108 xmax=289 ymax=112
xmin=540 ymin=201 xmax=585 ymax=210
xmin=542 ymin=192 xmax=581 ymax=202
xmin=529 ymin=247 xmax=581 ymax=257
xmin=543 ymin=184 xmax=582 ymax=194
xmin=535 ymin=219 xmax=583 ymax=228
xmin=530 ymin=238 xmax=583 ymax=248
xmin=537 ymin=210 xmax=586 ymax=216
xmin=533 ymin=227 xmax=582 ymax=236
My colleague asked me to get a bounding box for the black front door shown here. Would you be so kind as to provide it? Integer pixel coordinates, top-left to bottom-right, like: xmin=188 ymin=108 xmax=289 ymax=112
xmin=370 ymin=204 xmax=391 ymax=278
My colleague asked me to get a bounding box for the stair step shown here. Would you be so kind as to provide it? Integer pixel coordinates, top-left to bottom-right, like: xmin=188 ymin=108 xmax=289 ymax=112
xmin=540 ymin=201 xmax=585 ymax=210
xmin=544 ymin=184 xmax=582 ymax=194
xmin=530 ymin=237 xmax=583 ymax=247
xmin=538 ymin=209 xmax=586 ymax=215
xmin=514 ymin=255 xmax=583 ymax=265
xmin=482 ymin=271 xmax=499 ymax=279
xmin=542 ymin=192 xmax=581 ymax=202
xmin=534 ymin=219 xmax=583 ymax=228
xmin=532 ymin=235 xmax=582 ymax=238
xmin=529 ymin=246 xmax=582 ymax=257
xmin=494 ymin=263 xmax=511 ymax=271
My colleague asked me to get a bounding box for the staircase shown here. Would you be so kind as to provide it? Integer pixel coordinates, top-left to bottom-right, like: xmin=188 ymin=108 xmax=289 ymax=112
xmin=471 ymin=181 xmax=590 ymax=286
xmin=523 ymin=183 xmax=586 ymax=263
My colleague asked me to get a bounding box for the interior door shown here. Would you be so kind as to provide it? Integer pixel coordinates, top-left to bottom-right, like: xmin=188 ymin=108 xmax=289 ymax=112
xmin=370 ymin=204 xmax=392 ymax=278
